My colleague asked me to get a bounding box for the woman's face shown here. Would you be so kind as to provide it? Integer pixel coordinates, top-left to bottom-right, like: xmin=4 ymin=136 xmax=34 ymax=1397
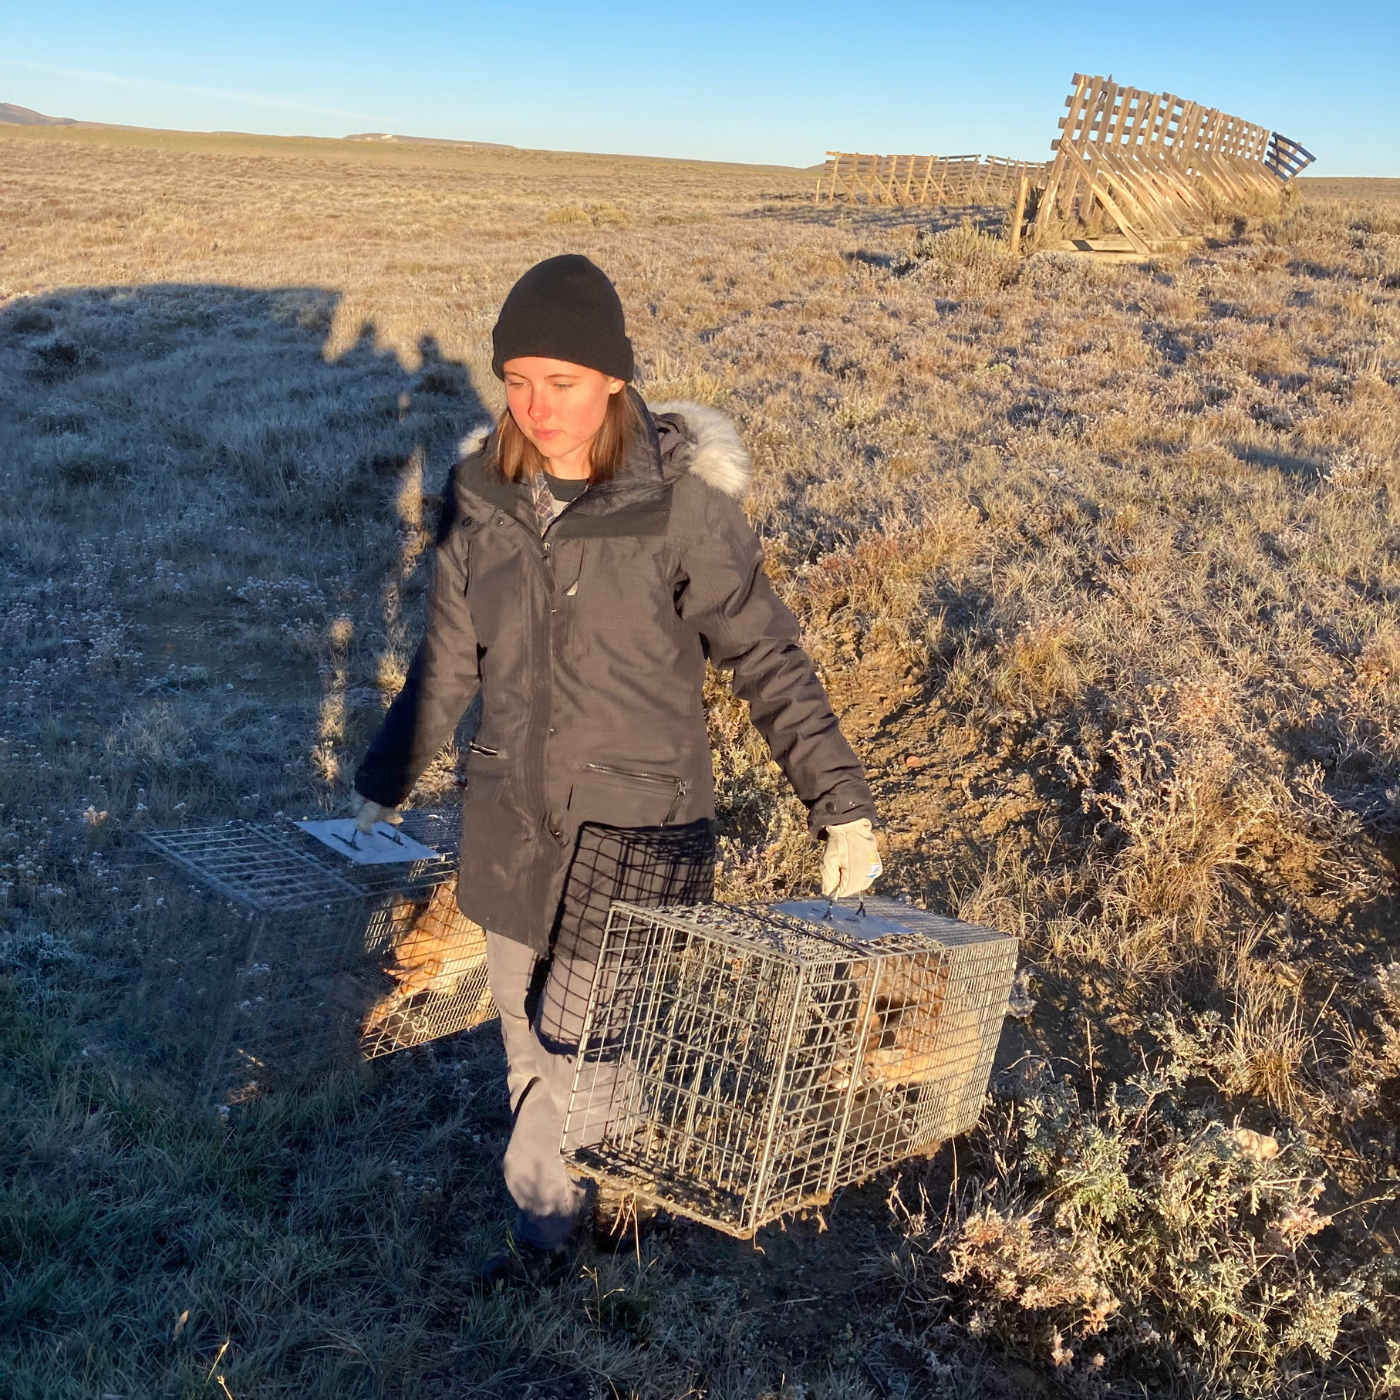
xmin=502 ymin=357 xmax=624 ymax=472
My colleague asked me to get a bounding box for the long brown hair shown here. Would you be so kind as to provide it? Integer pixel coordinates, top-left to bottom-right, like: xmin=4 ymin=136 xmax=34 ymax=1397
xmin=495 ymin=387 xmax=643 ymax=485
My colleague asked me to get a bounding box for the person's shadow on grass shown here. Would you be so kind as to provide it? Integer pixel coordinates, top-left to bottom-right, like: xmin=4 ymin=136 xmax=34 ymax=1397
xmin=0 ymin=282 xmax=493 ymax=1091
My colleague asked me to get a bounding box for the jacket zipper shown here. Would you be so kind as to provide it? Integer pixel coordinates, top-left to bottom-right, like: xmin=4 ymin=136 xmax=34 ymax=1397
xmin=469 ymin=741 xmax=501 ymax=757
xmin=584 ymin=762 xmax=690 ymax=824
xmin=491 ymin=504 xmax=548 ymax=839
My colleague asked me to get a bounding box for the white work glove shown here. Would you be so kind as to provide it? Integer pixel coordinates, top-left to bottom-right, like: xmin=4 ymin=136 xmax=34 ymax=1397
xmin=353 ymin=795 xmax=402 ymax=834
xmin=821 ymin=818 xmax=882 ymax=899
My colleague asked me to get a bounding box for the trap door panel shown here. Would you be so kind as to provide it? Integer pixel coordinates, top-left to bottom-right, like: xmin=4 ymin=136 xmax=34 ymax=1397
xmin=566 ymin=905 xmax=813 ymax=1236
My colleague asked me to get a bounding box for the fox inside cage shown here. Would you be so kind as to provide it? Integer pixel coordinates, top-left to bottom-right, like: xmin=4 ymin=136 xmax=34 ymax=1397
xmin=561 ymin=898 xmax=1018 ymax=1238
xmin=139 ymin=808 xmax=496 ymax=1103
xmin=136 ymin=814 xmax=718 ymax=1106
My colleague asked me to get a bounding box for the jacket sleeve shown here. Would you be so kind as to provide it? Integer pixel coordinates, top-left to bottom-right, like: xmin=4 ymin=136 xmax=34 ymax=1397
xmin=353 ymin=503 xmax=480 ymax=808
xmin=676 ymin=488 xmax=876 ymax=837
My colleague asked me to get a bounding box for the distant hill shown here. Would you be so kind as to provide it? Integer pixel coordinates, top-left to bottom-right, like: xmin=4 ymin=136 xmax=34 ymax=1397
xmin=0 ymin=102 xmax=76 ymax=126
xmin=2 ymin=111 xmax=804 ymax=172
xmin=345 ymin=132 xmax=516 ymax=151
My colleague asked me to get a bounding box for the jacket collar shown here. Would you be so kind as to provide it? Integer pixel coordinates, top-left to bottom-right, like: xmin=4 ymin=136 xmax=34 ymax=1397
xmin=455 ymin=388 xmax=673 ymax=538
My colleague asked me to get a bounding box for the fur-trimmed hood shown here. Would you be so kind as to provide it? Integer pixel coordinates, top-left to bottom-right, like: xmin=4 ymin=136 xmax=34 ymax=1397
xmin=648 ymin=400 xmax=751 ymax=501
xmin=456 ymin=399 xmax=751 ymax=501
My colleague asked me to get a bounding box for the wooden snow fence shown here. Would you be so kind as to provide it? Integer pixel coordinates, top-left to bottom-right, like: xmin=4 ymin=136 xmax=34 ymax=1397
xmin=1031 ymin=73 xmax=1315 ymax=254
xmin=817 ymin=152 xmax=1046 ymax=209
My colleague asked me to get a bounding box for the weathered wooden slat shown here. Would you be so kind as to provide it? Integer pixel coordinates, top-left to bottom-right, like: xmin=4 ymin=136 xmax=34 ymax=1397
xmin=1009 ymin=174 xmax=1030 ymax=255
xmin=1059 ymin=74 xmax=1097 ymax=189
xmin=1097 ymin=148 xmax=1175 ymax=241
xmin=817 ymin=71 xmax=1310 ymax=237
xmin=1057 ymin=142 xmax=1153 ymax=254
xmin=1024 ymin=72 xmax=1313 ymax=250
xmin=816 ymin=152 xmax=1043 ymax=210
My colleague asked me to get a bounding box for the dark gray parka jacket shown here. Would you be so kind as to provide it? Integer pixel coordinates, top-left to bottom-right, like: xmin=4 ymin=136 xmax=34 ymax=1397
xmin=354 ymin=392 xmax=876 ymax=952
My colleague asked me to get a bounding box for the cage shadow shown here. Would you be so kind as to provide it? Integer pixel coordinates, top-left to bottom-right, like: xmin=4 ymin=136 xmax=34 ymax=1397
xmin=1229 ymin=442 xmax=1330 ymax=481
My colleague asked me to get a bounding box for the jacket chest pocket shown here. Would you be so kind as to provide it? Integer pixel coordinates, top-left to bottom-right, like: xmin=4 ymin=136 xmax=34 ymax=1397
xmin=571 ymin=538 xmax=673 ymax=634
xmin=464 ymin=521 xmax=533 ymax=644
xmin=549 ymin=538 xmax=585 ymax=600
xmin=463 ymin=742 xmax=514 ymax=812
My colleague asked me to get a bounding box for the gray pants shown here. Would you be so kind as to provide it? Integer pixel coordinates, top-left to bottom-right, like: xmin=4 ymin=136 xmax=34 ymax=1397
xmin=485 ymin=931 xmax=602 ymax=1249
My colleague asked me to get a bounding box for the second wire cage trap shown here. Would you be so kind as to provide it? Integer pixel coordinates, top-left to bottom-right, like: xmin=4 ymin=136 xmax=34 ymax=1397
xmin=141 ymin=808 xmax=495 ymax=1103
xmin=562 ymin=897 xmax=1017 ymax=1238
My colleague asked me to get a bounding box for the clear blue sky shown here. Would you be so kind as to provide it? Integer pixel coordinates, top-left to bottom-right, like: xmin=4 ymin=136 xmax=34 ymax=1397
xmin=3 ymin=1 xmax=1396 ymax=175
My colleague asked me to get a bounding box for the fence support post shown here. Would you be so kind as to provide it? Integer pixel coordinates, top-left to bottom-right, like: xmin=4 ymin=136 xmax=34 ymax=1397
xmin=1009 ymin=174 xmax=1029 ymax=254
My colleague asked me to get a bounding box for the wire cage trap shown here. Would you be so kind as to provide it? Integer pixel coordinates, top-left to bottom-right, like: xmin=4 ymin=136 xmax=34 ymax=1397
xmin=139 ymin=807 xmax=495 ymax=1103
xmin=562 ymin=896 xmax=1017 ymax=1238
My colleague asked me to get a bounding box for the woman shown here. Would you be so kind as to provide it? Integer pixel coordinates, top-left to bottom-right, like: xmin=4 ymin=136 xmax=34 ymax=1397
xmin=352 ymin=254 xmax=881 ymax=1262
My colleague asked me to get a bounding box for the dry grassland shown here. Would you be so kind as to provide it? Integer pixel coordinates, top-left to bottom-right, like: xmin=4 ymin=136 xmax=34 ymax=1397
xmin=2 ymin=124 xmax=1399 ymax=1398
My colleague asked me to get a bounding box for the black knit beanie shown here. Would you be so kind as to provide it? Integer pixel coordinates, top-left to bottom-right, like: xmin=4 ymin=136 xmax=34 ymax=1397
xmin=491 ymin=254 xmax=634 ymax=382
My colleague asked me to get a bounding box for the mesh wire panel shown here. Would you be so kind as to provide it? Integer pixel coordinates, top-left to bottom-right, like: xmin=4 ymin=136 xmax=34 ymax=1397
xmin=143 ymin=808 xmax=461 ymax=910
xmin=138 ymin=808 xmax=496 ymax=1102
xmin=563 ymin=897 xmax=1017 ymax=1237
xmin=141 ymin=822 xmax=362 ymax=909
xmin=552 ymin=820 xmax=717 ymax=966
xmin=538 ymin=820 xmax=716 ymax=1058
xmin=358 ymin=883 xmax=493 ymax=1060
xmin=564 ymin=906 xmax=804 ymax=1224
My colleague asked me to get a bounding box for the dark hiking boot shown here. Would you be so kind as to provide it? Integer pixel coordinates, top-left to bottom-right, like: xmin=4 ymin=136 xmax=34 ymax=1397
xmin=473 ymin=1222 xmax=572 ymax=1292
